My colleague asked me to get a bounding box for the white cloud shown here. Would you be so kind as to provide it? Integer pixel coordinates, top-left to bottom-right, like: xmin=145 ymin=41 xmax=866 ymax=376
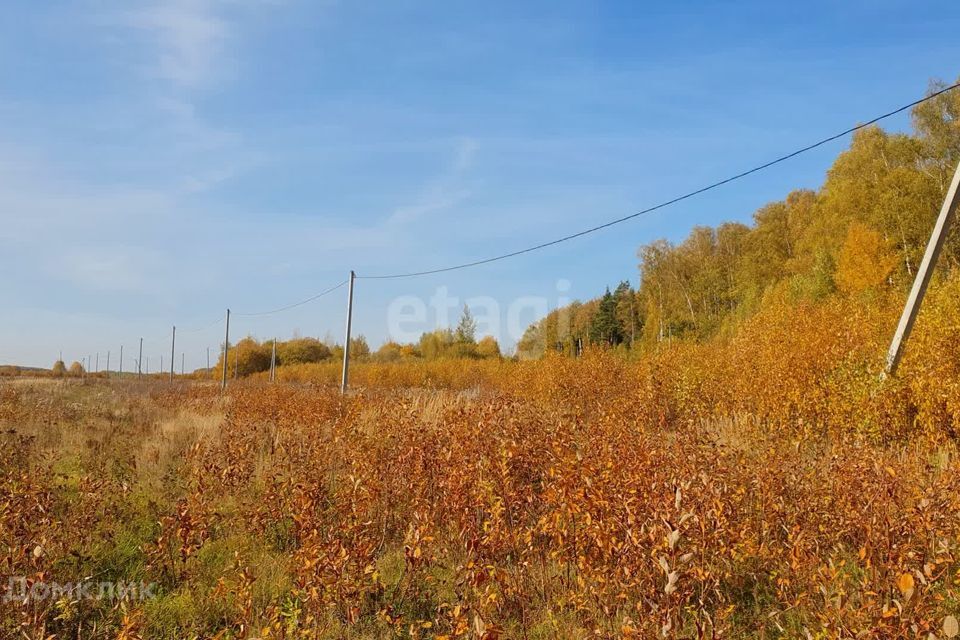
xmin=54 ymin=248 xmax=157 ymax=292
xmin=125 ymin=0 xmax=229 ymax=89
xmin=387 ymin=137 xmax=479 ymax=226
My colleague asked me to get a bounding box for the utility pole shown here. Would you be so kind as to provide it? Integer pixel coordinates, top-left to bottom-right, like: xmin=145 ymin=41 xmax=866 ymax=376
xmin=95 ymin=352 xmax=99 ymax=374
xmin=206 ymin=347 xmax=210 ymax=371
xmin=181 ymin=352 xmax=184 ymax=376
xmin=106 ymin=351 xmax=110 ymax=375
xmin=170 ymin=325 xmax=176 ymax=383
xmin=119 ymin=345 xmax=123 ymax=379
xmin=221 ymin=309 xmax=230 ymax=392
xmin=160 ymin=355 xmax=163 ymax=377
xmin=138 ymin=338 xmax=143 ymax=380
xmin=270 ymin=338 xmax=277 ymax=383
xmin=885 ymin=161 xmax=960 ymax=376
xmin=340 ymin=270 xmax=355 ymax=394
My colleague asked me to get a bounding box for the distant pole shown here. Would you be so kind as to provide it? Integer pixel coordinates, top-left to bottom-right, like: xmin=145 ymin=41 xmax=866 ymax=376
xmin=119 ymin=345 xmax=123 ymax=379
xmin=138 ymin=338 xmax=143 ymax=380
xmin=340 ymin=270 xmax=355 ymax=394
xmin=95 ymin=352 xmax=99 ymax=373
xmin=270 ymin=338 xmax=277 ymax=383
xmin=170 ymin=325 xmax=176 ymax=383
xmin=106 ymin=351 xmax=110 ymax=375
xmin=885 ymin=161 xmax=960 ymax=376
xmin=160 ymin=355 xmax=163 ymax=377
xmin=59 ymin=350 xmax=62 ymax=363
xmin=206 ymin=347 xmax=210 ymax=371
xmin=181 ymin=352 xmax=184 ymax=375
xmin=221 ymin=309 xmax=230 ymax=392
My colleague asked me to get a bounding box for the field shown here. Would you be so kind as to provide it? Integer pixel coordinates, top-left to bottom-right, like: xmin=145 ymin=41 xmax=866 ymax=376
xmin=4 ymin=289 xmax=960 ymax=640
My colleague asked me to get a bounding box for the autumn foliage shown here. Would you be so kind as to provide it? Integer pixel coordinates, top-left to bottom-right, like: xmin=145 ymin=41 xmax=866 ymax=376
xmin=4 ymin=273 xmax=960 ymax=639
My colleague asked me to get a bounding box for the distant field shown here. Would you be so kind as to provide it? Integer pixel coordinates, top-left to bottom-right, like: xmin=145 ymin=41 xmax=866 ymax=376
xmin=3 ymin=357 xmax=960 ymax=639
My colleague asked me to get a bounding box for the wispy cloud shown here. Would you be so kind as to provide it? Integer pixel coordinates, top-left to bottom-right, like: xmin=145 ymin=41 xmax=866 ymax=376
xmin=124 ymin=0 xmax=230 ymax=90
xmin=53 ymin=248 xmax=157 ymax=292
xmin=387 ymin=137 xmax=479 ymax=226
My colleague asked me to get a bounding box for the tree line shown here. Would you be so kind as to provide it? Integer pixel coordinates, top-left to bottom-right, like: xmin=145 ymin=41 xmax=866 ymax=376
xmin=211 ymin=306 xmax=501 ymax=377
xmin=518 ymin=77 xmax=960 ymax=358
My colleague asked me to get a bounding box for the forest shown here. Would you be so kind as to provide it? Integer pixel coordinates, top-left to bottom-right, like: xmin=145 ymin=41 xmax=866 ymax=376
xmin=518 ymin=78 xmax=960 ymax=358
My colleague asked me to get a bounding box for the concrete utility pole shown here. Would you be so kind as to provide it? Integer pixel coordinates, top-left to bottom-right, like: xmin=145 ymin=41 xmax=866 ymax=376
xmin=106 ymin=351 xmax=110 ymax=375
xmin=170 ymin=326 xmax=176 ymax=383
xmin=885 ymin=161 xmax=960 ymax=376
xmin=181 ymin=353 xmax=184 ymax=375
xmin=340 ymin=270 xmax=355 ymax=394
xmin=206 ymin=347 xmax=210 ymax=371
xmin=270 ymin=338 xmax=277 ymax=383
xmin=119 ymin=345 xmax=123 ymax=379
xmin=95 ymin=352 xmax=99 ymax=373
xmin=221 ymin=309 xmax=230 ymax=392
xmin=138 ymin=338 xmax=143 ymax=380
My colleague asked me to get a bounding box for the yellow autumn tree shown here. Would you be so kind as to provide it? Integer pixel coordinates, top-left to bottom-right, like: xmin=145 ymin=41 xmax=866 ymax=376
xmin=476 ymin=335 xmax=501 ymax=359
xmin=835 ymin=222 xmax=899 ymax=295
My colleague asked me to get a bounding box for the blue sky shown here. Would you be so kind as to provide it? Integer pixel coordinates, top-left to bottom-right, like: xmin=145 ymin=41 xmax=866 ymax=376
xmin=1 ymin=0 xmax=958 ymax=369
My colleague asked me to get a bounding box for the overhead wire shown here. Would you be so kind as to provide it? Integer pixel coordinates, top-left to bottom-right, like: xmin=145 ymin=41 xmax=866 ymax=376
xmin=233 ymin=279 xmax=348 ymax=317
xmin=357 ymin=81 xmax=960 ymax=280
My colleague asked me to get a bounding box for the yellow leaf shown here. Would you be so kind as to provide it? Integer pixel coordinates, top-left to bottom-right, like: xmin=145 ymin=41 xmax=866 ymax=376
xmin=944 ymin=615 xmax=959 ymax=639
xmin=897 ymin=573 xmax=915 ymax=597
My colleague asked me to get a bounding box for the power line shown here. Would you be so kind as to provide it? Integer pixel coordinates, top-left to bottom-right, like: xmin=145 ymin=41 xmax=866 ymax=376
xmin=74 ymin=283 xmax=345 ymax=370
xmin=358 ymin=81 xmax=960 ymax=280
xmin=176 ymin=316 xmax=224 ymax=334
xmin=233 ymin=280 xmax=348 ymax=317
